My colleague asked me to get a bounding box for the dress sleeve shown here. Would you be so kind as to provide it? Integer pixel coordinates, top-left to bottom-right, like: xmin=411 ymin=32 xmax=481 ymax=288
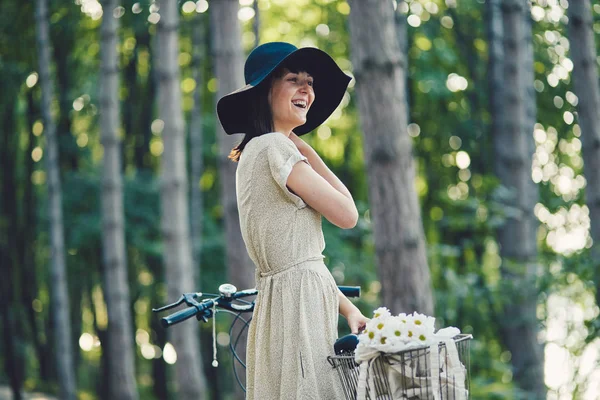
xmin=267 ymin=135 xmax=310 ymax=209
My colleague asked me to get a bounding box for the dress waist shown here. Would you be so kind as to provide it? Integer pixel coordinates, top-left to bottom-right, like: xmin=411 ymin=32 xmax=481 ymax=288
xmin=258 ymin=255 xmax=325 ymax=278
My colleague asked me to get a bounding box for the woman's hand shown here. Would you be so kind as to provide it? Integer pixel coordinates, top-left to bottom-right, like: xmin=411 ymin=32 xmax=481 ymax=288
xmin=346 ymin=310 xmax=369 ymax=335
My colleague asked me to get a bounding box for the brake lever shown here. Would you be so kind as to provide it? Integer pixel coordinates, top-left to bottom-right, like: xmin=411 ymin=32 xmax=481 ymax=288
xmin=152 ymin=295 xmax=185 ymax=313
xmin=152 ymin=292 xmax=203 ymax=313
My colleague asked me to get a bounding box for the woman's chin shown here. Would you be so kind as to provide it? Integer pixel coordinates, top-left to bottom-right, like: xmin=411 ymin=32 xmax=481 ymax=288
xmin=293 ymin=117 xmax=307 ymax=128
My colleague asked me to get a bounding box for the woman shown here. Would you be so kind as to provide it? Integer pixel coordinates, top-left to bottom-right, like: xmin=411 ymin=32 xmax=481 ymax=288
xmin=217 ymin=42 xmax=368 ymax=399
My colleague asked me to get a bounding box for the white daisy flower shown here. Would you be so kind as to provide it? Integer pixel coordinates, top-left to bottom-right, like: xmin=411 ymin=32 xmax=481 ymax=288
xmin=379 ymin=318 xmax=403 ymax=348
xmin=373 ymin=307 xmax=391 ymax=319
xmin=397 ymin=312 xmax=409 ymax=324
xmin=411 ymin=312 xmax=428 ymax=327
xmin=403 ymin=320 xmax=418 ymax=341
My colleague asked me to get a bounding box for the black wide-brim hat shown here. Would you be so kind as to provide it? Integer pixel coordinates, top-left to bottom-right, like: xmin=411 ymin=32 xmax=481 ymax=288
xmin=217 ymin=42 xmax=351 ymax=136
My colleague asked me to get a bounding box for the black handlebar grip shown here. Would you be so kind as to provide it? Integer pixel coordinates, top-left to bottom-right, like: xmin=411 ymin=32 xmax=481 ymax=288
xmin=161 ymin=307 xmax=199 ymax=328
xmin=338 ymin=286 xmax=361 ymax=298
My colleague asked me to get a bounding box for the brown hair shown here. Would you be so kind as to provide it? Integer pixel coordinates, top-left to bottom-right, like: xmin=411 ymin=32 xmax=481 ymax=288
xmin=228 ymin=76 xmax=274 ymax=162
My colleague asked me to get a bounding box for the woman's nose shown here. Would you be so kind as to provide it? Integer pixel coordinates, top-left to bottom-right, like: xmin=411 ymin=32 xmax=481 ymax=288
xmin=299 ymin=80 xmax=312 ymax=92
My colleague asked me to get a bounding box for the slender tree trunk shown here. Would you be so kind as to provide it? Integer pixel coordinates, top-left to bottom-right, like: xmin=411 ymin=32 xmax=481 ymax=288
xmin=122 ymin=32 xmax=138 ymax=170
xmin=148 ymin=256 xmax=169 ymax=400
xmin=487 ymin=0 xmax=504 ymax=154
xmin=0 ymin=88 xmax=25 ymax=400
xmin=0 ymin=252 xmax=23 ymax=400
xmin=99 ymin=1 xmax=139 ymax=398
xmin=50 ymin=4 xmax=79 ymax=172
xmin=190 ymin=13 xmax=205 ymax=281
xmin=35 ymin=0 xmax=77 ymax=398
xmin=128 ymin=27 xmax=155 ymax=170
xmin=156 ymin=1 xmax=207 ymax=397
xmin=567 ymin=0 xmax=600 ymax=284
xmin=210 ymin=0 xmax=254 ymax=290
xmin=496 ymin=1 xmax=545 ymax=398
xmin=210 ymin=3 xmax=254 ymax=394
xmin=22 ymin=91 xmax=52 ymax=381
xmin=348 ymin=0 xmax=434 ymax=316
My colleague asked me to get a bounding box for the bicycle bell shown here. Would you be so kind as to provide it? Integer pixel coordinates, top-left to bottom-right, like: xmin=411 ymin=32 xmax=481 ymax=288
xmin=218 ymin=283 xmax=237 ymax=299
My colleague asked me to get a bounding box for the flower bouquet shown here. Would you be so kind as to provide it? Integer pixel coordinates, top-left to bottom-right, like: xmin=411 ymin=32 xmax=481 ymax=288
xmin=354 ymin=308 xmax=468 ymax=400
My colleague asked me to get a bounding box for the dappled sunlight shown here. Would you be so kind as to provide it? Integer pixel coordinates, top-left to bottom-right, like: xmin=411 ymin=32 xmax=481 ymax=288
xmin=531 ymin=124 xmax=585 ymax=202
xmin=531 ymin=0 xmax=567 ymax=24
xmin=78 ymin=332 xmax=101 ymax=354
xmin=446 ymin=73 xmax=468 ymax=92
xmin=535 ymin=203 xmax=591 ymax=254
xmin=76 ymin=0 xmax=102 ymax=20
xmin=163 ymin=342 xmax=177 ymax=364
xmin=544 ymin=284 xmax=600 ymax=399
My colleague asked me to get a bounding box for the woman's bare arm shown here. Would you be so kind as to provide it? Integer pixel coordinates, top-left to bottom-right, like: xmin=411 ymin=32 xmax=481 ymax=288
xmin=338 ymin=289 xmax=369 ymax=334
xmin=285 ymin=134 xmax=358 ymax=228
xmin=289 ymin=133 xmax=353 ymax=200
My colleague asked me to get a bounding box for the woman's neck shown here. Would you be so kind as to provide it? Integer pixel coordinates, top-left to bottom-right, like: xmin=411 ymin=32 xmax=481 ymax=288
xmin=272 ymin=123 xmax=293 ymax=137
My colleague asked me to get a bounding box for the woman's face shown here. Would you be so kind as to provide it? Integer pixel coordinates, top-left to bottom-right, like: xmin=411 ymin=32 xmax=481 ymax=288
xmin=269 ymin=68 xmax=315 ymax=134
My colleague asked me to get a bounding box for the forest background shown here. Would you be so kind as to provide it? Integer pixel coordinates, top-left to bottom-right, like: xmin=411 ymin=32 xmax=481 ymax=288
xmin=1 ymin=0 xmax=599 ymax=399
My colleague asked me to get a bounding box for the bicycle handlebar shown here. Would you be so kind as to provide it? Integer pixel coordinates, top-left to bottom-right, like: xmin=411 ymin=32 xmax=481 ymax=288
xmin=338 ymin=286 xmax=360 ymax=298
xmin=162 ymin=305 xmax=204 ymax=327
xmin=154 ymin=285 xmax=361 ymax=328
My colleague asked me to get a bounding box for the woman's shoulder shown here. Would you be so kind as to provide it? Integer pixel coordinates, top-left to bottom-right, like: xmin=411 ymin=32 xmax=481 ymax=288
xmin=246 ymin=132 xmax=292 ymax=153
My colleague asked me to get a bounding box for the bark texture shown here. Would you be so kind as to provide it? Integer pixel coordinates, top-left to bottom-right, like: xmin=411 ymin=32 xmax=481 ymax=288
xmin=567 ymin=0 xmax=600 ymax=274
xmin=487 ymin=0 xmax=504 ymax=145
xmin=496 ymin=0 xmax=545 ymax=398
xmin=99 ymin=1 xmax=139 ymax=398
xmin=210 ymin=0 xmax=255 ymax=289
xmin=348 ymin=0 xmax=434 ymax=316
xmin=190 ymin=14 xmax=205 ymax=282
xmin=156 ymin=1 xmax=207 ymax=397
xmin=35 ymin=0 xmax=77 ymax=399
xmin=0 ymin=83 xmax=26 ymax=400
xmin=394 ymin=0 xmax=410 ymax=114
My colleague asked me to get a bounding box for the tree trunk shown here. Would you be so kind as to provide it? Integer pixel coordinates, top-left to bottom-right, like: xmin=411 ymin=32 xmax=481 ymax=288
xmin=156 ymin=1 xmax=207 ymax=397
xmin=394 ymin=1 xmax=410 ymax=116
xmin=190 ymin=13 xmax=206 ymax=282
xmin=487 ymin=0 xmax=504 ymax=153
xmin=0 ymin=251 xmax=23 ymax=400
xmin=35 ymin=0 xmax=77 ymax=399
xmin=99 ymin=1 xmax=139 ymax=398
xmin=50 ymin=3 xmax=79 ymax=172
xmin=0 ymin=85 xmax=26 ymax=400
xmin=567 ymin=0 xmax=600 ymax=282
xmin=22 ymin=91 xmax=53 ymax=382
xmin=128 ymin=26 xmax=155 ymax=171
xmin=122 ymin=30 xmax=139 ymax=171
xmin=210 ymin=3 xmax=254 ymax=394
xmin=496 ymin=0 xmax=545 ymax=398
xmin=348 ymin=0 xmax=434 ymax=316
xmin=210 ymin=0 xmax=254 ymax=290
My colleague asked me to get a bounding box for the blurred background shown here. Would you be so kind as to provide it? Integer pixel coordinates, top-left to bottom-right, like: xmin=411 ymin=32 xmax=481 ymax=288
xmin=0 ymin=0 xmax=599 ymax=399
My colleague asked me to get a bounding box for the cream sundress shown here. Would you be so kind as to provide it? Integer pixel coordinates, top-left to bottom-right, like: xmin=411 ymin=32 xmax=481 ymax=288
xmin=236 ymin=132 xmax=345 ymax=400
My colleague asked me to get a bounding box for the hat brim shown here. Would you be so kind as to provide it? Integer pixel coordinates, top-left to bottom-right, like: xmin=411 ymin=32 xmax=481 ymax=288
xmin=217 ymin=47 xmax=351 ymax=136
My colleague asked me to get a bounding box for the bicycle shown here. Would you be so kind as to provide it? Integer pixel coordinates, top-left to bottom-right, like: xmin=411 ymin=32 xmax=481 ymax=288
xmin=152 ymin=283 xmax=362 ymax=393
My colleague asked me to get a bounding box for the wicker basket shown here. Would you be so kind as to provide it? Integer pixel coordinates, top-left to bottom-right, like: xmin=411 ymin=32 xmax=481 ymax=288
xmin=327 ymin=334 xmax=472 ymax=400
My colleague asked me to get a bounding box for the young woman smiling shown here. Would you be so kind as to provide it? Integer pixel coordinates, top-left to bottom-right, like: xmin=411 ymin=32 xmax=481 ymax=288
xmin=217 ymin=42 xmax=368 ymax=399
